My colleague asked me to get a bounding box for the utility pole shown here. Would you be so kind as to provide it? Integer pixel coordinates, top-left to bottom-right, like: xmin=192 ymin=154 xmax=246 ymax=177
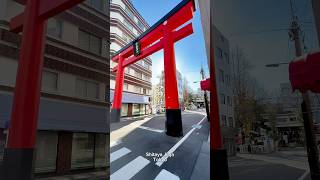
xmin=200 ymin=66 xmax=210 ymax=121
xmin=289 ymin=0 xmax=320 ymax=178
xmin=312 ymin=0 xmax=320 ymax=47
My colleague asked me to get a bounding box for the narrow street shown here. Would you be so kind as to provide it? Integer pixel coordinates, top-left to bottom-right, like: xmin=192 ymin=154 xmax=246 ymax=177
xmin=110 ymin=111 xmax=209 ymax=180
xmin=229 ymin=150 xmax=311 ymax=180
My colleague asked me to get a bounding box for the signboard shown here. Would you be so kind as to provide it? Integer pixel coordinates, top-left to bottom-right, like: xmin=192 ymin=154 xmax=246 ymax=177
xmin=133 ymin=41 xmax=141 ymax=56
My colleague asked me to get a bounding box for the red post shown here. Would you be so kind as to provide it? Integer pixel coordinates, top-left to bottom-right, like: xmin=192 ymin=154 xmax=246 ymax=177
xmin=162 ymin=21 xmax=183 ymax=137
xmin=209 ymin=1 xmax=229 ymax=179
xmin=3 ymin=0 xmax=47 ymax=179
xmin=111 ymin=55 xmax=125 ymax=122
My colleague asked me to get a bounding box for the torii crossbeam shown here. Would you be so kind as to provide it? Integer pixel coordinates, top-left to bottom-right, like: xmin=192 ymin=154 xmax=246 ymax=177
xmin=2 ymin=0 xmax=85 ymax=179
xmin=111 ymin=0 xmax=195 ymax=137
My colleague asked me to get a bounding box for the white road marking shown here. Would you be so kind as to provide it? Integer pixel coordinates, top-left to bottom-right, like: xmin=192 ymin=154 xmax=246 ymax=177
xmin=110 ymin=147 xmax=131 ymax=163
xmin=298 ymin=169 xmax=309 ymax=180
xmin=138 ymin=126 xmax=164 ymax=133
xmin=154 ymin=169 xmax=180 ymax=180
xmin=155 ymin=116 xmax=207 ymax=167
xmin=110 ymin=140 xmax=121 ymax=148
xmin=110 ymin=156 xmax=150 ymax=180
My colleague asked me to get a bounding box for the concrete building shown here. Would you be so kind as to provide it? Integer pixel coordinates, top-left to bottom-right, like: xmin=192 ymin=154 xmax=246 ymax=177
xmin=198 ymin=0 xmax=237 ymax=156
xmin=275 ymin=83 xmax=320 ymax=147
xmin=152 ymin=70 xmax=184 ymax=113
xmin=213 ymin=27 xmax=236 ymax=155
xmin=0 ymin=0 xmax=109 ymax=175
xmin=109 ymin=0 xmax=152 ymax=119
xmin=159 ymin=70 xmax=184 ymax=104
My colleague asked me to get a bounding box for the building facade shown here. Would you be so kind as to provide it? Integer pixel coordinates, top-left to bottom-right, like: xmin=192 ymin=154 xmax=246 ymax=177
xmin=198 ymin=0 xmax=237 ymax=155
xmin=109 ymin=0 xmax=152 ymax=119
xmin=0 ymin=0 xmax=109 ymax=175
xmin=152 ymin=70 xmax=184 ymax=113
xmin=213 ymin=27 xmax=236 ymax=156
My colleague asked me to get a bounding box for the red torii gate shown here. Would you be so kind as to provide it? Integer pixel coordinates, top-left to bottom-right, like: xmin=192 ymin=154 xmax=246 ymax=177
xmin=111 ymin=0 xmax=195 ymax=137
xmin=2 ymin=0 xmax=85 ymax=179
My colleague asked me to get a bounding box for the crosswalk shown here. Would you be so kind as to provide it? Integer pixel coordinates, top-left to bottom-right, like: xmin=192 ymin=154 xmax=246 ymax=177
xmin=110 ymin=147 xmax=180 ymax=180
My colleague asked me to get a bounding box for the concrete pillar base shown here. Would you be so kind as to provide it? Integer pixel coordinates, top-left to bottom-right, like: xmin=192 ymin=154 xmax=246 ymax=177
xmin=1 ymin=148 xmax=35 ymax=180
xmin=111 ymin=109 xmax=121 ymax=123
xmin=165 ymin=109 xmax=183 ymax=137
xmin=211 ymin=149 xmax=229 ymax=180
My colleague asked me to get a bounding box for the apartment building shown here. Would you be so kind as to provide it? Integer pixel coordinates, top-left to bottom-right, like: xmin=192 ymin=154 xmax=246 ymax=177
xmin=153 ymin=70 xmax=184 ymax=113
xmin=213 ymin=27 xmax=236 ymax=156
xmin=110 ymin=0 xmax=152 ymax=120
xmin=0 ymin=0 xmax=109 ymax=175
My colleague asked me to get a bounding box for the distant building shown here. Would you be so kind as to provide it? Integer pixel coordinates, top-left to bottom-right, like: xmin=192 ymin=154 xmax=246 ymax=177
xmin=0 ymin=0 xmax=109 ymax=174
xmin=159 ymin=70 xmax=184 ymax=105
xmin=152 ymin=84 xmax=165 ymax=113
xmin=110 ymin=0 xmax=152 ymax=119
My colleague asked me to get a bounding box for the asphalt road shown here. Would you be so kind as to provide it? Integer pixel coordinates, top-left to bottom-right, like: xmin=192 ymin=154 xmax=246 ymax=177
xmin=110 ymin=111 xmax=209 ymax=180
xmin=229 ymin=151 xmax=311 ymax=180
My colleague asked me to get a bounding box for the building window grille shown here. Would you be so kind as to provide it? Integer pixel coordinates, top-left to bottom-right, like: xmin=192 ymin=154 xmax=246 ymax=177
xmin=78 ymin=30 xmax=102 ymax=55
xmin=47 ymin=18 xmax=62 ymax=38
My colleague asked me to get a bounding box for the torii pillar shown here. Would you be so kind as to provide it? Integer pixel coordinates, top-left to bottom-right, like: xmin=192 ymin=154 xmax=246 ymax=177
xmin=2 ymin=0 xmax=85 ymax=179
xmin=111 ymin=0 xmax=195 ymax=137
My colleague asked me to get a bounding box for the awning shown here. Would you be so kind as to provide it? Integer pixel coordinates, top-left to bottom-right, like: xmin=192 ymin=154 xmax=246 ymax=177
xmin=0 ymin=93 xmax=109 ymax=133
xmin=110 ymin=90 xmax=150 ymax=104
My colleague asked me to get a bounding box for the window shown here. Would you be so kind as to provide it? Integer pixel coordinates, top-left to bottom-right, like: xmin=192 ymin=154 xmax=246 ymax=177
xmin=0 ymin=129 xmax=6 ymax=161
xmin=134 ymin=86 xmax=142 ymax=94
xmin=227 ymin=96 xmax=232 ymax=106
xmin=125 ymin=67 xmax=130 ymax=74
xmin=125 ymin=6 xmax=134 ymax=19
xmin=123 ymin=83 xmax=129 ymax=91
xmin=71 ymin=133 xmax=95 ymax=169
xmin=122 ymin=33 xmax=130 ymax=43
xmin=138 ymin=21 xmax=145 ymax=31
xmin=225 ymin=75 xmax=230 ymax=86
xmin=47 ymin=18 xmax=62 ymax=38
xmin=228 ymin=117 xmax=234 ymax=127
xmin=123 ymin=20 xmax=133 ymax=32
xmin=86 ymin=0 xmax=103 ymax=11
xmin=78 ymin=30 xmax=102 ymax=54
xmin=221 ymin=115 xmax=227 ymax=126
xmin=35 ymin=131 xmax=58 ymax=173
xmin=220 ymin=93 xmax=226 ymax=104
xmin=224 ymin=52 xmax=230 ymax=64
xmin=217 ymin=47 xmax=223 ymax=59
xmin=219 ymin=69 xmax=224 ymax=83
xmin=94 ymin=134 xmax=107 ymax=168
xmin=135 ymin=71 xmax=142 ymax=79
xmin=42 ymin=70 xmax=58 ymax=92
xmin=121 ymin=104 xmax=128 ymax=117
xmin=76 ymin=78 xmax=99 ymax=99
xmin=133 ymin=104 xmax=140 ymax=115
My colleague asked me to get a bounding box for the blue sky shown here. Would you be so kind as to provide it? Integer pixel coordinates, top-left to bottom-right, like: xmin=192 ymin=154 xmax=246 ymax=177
xmin=131 ymin=0 xmax=208 ymax=91
xmin=213 ymin=0 xmax=318 ymax=92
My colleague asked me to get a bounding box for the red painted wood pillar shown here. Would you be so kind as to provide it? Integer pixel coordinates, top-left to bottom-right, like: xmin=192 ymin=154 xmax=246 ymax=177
xmin=209 ymin=1 xmax=229 ymax=179
xmin=111 ymin=55 xmax=125 ymax=122
xmin=2 ymin=0 xmax=47 ymax=179
xmin=162 ymin=22 xmax=183 ymax=137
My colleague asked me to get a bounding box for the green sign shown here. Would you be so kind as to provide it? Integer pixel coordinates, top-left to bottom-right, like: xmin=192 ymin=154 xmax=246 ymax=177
xmin=133 ymin=41 xmax=141 ymax=56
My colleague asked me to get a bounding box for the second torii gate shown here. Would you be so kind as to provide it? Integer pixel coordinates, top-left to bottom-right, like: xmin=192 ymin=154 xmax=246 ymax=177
xmin=2 ymin=0 xmax=86 ymax=179
xmin=111 ymin=0 xmax=195 ymax=137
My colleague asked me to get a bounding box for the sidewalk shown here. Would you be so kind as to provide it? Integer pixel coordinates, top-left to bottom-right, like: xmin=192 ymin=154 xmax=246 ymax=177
xmin=35 ymin=170 xmax=107 ymax=180
xmin=237 ymin=152 xmax=309 ymax=170
xmin=190 ymin=141 xmax=210 ymax=180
